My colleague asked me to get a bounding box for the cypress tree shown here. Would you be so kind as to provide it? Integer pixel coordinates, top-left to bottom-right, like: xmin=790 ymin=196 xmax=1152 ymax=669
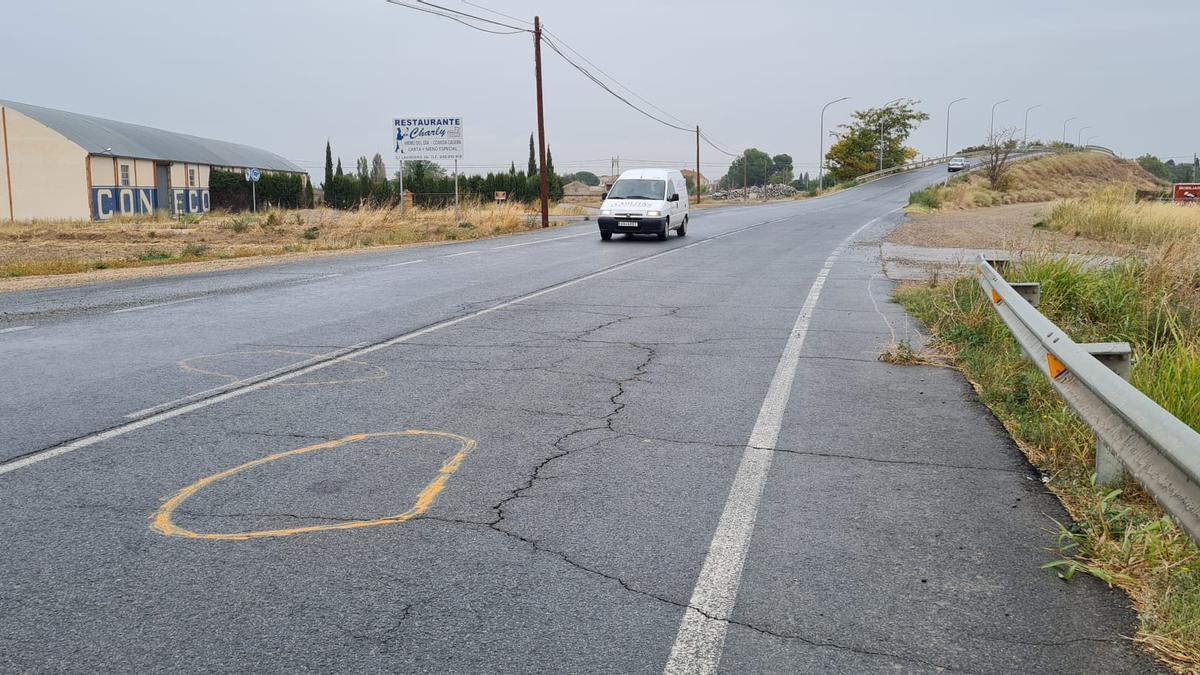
xmin=335 ymin=159 xmax=344 ymax=178
xmin=510 ymin=161 xmax=517 ymax=174
xmin=527 ymin=134 xmax=537 ymax=176
xmin=323 ymin=141 xmax=334 ymax=190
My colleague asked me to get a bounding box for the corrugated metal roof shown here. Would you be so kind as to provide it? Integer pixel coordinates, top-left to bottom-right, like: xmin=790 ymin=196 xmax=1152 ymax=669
xmin=0 ymin=99 xmax=304 ymax=173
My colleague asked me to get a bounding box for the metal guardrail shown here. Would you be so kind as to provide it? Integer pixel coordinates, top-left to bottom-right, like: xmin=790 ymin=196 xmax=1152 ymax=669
xmin=854 ymin=147 xmax=1051 ymax=185
xmin=976 ymin=256 xmax=1200 ymax=543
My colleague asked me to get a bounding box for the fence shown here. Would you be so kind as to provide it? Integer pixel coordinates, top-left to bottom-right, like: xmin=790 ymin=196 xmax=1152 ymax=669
xmin=976 ymin=255 xmax=1200 ymax=543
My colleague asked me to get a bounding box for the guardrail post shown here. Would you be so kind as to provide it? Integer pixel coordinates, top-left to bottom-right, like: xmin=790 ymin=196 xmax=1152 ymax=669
xmin=1010 ymin=282 xmax=1041 ymax=308
xmin=984 ymin=255 xmax=1012 ymax=276
xmin=1080 ymin=342 xmax=1133 ymax=486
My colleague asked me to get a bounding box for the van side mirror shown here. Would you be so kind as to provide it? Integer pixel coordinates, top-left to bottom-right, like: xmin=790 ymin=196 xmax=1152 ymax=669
xmin=668 ymin=193 xmax=679 ymax=202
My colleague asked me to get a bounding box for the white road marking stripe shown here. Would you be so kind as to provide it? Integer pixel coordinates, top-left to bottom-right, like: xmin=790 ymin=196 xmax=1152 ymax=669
xmin=445 ymin=250 xmax=479 ymax=258
xmin=121 ymin=343 xmax=368 ymax=419
xmin=313 ymin=273 xmax=342 ymax=279
xmin=108 ymin=298 xmax=198 ymax=314
xmin=663 ymin=210 xmax=895 ymax=675
xmin=384 ymin=259 xmax=426 ymax=268
xmin=0 ymin=325 xmax=33 ymax=334
xmin=0 ymin=221 xmax=775 ymax=477
xmin=490 ymin=232 xmax=590 ymax=250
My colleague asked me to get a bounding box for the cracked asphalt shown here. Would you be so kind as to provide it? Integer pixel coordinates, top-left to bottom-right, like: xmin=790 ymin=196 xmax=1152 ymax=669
xmin=0 ymin=167 xmax=1158 ymax=673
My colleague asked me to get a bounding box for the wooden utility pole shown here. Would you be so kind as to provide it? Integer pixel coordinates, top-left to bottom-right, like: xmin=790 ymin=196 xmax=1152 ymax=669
xmin=533 ymin=16 xmax=550 ymax=228
xmin=695 ymin=126 xmax=701 ymax=203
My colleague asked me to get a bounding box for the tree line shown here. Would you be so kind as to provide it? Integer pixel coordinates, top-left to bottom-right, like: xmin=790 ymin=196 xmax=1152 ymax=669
xmin=321 ymin=134 xmax=567 ymax=209
xmin=1137 ymin=154 xmax=1200 ymax=184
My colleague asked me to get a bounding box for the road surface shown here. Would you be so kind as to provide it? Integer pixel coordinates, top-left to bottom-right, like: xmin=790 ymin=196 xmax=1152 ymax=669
xmin=0 ymin=166 xmax=1156 ymax=672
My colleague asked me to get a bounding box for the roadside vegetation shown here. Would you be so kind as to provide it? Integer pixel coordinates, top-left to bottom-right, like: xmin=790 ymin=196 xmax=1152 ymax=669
xmin=895 ymin=183 xmax=1200 ymax=669
xmin=907 ymin=152 xmax=1164 ymax=212
xmin=0 ymin=202 xmax=582 ymax=280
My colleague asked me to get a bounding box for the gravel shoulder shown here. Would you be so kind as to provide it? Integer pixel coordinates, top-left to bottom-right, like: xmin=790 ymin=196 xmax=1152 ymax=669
xmin=888 ymin=202 xmax=1134 ymax=255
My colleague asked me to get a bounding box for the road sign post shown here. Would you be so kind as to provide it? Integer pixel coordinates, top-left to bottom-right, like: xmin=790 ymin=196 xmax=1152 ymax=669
xmin=244 ymin=168 xmax=261 ymax=213
xmin=394 ymin=116 xmax=465 ymax=219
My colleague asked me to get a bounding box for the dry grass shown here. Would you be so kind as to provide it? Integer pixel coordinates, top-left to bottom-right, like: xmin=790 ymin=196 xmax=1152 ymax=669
xmin=911 ymin=153 xmax=1165 ymax=211
xmin=0 ymin=201 xmax=582 ymax=279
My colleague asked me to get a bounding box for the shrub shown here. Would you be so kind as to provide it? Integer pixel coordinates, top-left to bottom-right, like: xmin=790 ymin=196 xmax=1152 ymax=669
xmin=136 ymin=249 xmax=172 ymax=261
xmin=180 ymin=243 xmax=208 ymax=257
xmin=908 ymin=186 xmax=942 ymax=209
xmin=302 ymin=226 xmax=320 ymax=240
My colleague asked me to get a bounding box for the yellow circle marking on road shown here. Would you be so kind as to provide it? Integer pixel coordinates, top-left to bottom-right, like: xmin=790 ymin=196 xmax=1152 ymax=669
xmin=151 ymin=430 xmax=476 ymax=541
xmin=178 ymin=349 xmax=389 ymax=387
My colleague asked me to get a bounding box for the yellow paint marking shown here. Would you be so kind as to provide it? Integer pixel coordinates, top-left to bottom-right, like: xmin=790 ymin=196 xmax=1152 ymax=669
xmin=991 ymin=289 xmax=1002 ymax=305
xmin=178 ymin=349 xmax=388 ymax=387
xmin=151 ymin=430 xmax=476 ymax=541
xmin=1046 ymin=353 xmax=1068 ymax=379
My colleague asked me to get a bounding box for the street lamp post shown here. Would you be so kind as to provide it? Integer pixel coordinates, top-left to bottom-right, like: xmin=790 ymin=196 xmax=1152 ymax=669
xmin=990 ymin=99 xmax=1010 ymax=141
xmin=1077 ymin=126 xmax=1092 ymax=148
xmin=879 ymin=97 xmax=903 ymax=172
xmin=819 ymin=96 xmax=849 ymax=193
xmin=1062 ymin=116 xmax=1077 ymax=145
xmin=1086 ymin=135 xmax=1099 ymax=147
xmin=1022 ymin=104 xmax=1041 ymax=147
xmin=945 ymin=97 xmax=967 ymax=158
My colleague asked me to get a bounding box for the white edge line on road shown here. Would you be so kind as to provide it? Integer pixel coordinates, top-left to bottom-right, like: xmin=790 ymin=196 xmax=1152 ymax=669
xmin=444 ymin=250 xmax=480 ymax=258
xmin=0 ymin=325 xmax=33 ymax=334
xmin=384 ymin=259 xmax=426 ymax=268
xmin=663 ymin=208 xmax=899 ymax=675
xmin=108 ymin=298 xmax=199 ymax=315
xmin=0 ymin=220 xmax=774 ymax=477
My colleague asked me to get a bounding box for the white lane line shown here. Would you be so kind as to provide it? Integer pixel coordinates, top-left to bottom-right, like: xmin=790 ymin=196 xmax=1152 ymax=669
xmin=490 ymin=231 xmax=591 ymax=250
xmin=121 ymin=343 xmax=369 ymax=419
xmin=108 ymin=298 xmax=199 ymax=315
xmin=444 ymin=250 xmax=480 ymax=258
xmin=1 ymin=221 xmax=778 ymax=477
xmin=663 ymin=210 xmax=897 ymax=675
xmin=314 ymin=273 xmax=342 ymax=279
xmin=0 ymin=325 xmax=33 ymax=334
xmin=384 ymin=259 xmax=426 ymax=268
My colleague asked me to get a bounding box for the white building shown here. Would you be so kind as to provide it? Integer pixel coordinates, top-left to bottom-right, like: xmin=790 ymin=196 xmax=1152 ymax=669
xmin=0 ymin=99 xmax=305 ymax=221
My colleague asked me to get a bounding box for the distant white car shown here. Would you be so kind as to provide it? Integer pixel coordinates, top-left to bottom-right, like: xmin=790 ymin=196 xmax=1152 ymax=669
xmin=947 ymin=157 xmax=969 ymax=172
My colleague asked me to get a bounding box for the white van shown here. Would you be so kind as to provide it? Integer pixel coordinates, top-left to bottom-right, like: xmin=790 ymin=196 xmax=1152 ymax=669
xmin=597 ymin=169 xmax=689 ymax=241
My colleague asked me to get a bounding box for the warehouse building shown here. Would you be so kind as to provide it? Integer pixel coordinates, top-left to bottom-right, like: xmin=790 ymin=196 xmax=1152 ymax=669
xmin=0 ymin=99 xmax=306 ymax=221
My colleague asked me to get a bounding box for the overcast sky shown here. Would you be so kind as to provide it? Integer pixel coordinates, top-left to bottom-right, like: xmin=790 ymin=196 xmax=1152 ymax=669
xmin=3 ymin=0 xmax=1196 ymax=184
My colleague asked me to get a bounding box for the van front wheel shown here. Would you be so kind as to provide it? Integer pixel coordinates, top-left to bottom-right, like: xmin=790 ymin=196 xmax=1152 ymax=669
xmin=677 ymin=216 xmax=687 ymax=237
xmin=600 ymin=231 xmax=612 ymax=241
xmin=658 ymin=218 xmax=670 ymax=241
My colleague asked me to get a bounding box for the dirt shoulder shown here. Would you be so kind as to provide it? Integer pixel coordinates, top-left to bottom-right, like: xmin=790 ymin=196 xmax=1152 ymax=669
xmin=888 ymin=202 xmax=1137 ymax=256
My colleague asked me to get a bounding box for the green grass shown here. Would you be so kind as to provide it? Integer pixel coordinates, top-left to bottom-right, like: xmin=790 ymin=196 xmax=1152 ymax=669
xmin=908 ymin=186 xmax=942 ymax=210
xmin=896 ymin=257 xmax=1200 ymax=669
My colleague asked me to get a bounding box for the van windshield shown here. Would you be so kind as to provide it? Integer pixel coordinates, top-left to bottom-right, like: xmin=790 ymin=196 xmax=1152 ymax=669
xmin=607 ymin=179 xmax=666 ymax=200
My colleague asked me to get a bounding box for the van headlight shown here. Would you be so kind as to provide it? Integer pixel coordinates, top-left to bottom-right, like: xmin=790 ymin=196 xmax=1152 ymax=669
xmin=601 ymin=209 xmax=612 ymax=215
xmin=645 ymin=210 xmax=661 ymax=217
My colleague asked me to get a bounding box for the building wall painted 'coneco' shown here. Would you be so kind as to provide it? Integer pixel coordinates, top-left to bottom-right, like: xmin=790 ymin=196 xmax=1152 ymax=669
xmin=1 ymin=106 xmax=88 ymax=220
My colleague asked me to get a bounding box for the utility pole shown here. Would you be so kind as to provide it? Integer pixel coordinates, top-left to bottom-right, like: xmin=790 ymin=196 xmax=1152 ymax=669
xmin=819 ymin=97 xmax=848 ymax=193
xmin=945 ymin=97 xmax=966 ymax=158
xmin=695 ymin=126 xmax=701 ymax=204
xmin=533 ymin=16 xmax=550 ymax=228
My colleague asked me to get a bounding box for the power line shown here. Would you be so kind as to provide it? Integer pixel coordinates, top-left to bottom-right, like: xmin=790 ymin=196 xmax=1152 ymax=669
xmin=459 ymin=0 xmax=531 ymax=27
xmin=699 ymin=130 xmax=739 ymax=157
xmin=541 ymin=27 xmax=691 ymax=129
xmin=383 ymin=0 xmax=529 ymax=34
xmin=538 ymin=33 xmax=692 ymax=133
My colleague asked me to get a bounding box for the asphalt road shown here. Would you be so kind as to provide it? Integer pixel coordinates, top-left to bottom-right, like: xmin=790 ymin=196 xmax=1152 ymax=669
xmin=0 ymin=167 xmax=1157 ymax=673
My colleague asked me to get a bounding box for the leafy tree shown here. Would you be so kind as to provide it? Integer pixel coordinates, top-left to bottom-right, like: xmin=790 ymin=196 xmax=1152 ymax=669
xmin=370 ymin=154 xmax=388 ymax=184
xmin=825 ymin=100 xmax=929 ymax=181
xmin=527 ymin=134 xmax=537 ymax=176
xmin=1137 ymin=155 xmax=1171 ymax=182
xmin=769 ymin=153 xmax=794 ymax=184
xmin=720 ymin=148 xmax=774 ymax=188
xmin=304 ymin=180 xmax=314 ymax=208
xmin=983 ymin=129 xmax=1019 ymax=190
xmin=562 ymin=171 xmax=599 ymax=186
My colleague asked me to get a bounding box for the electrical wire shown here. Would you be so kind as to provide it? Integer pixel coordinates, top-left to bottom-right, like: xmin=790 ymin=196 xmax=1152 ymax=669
xmin=383 ymin=0 xmax=529 ymax=34
xmin=459 ymin=0 xmax=532 ymax=27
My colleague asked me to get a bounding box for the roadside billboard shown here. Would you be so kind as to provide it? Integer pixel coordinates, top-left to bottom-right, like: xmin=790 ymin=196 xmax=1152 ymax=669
xmin=1174 ymin=183 xmax=1200 ymax=204
xmin=394 ymin=117 xmax=464 ymax=161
